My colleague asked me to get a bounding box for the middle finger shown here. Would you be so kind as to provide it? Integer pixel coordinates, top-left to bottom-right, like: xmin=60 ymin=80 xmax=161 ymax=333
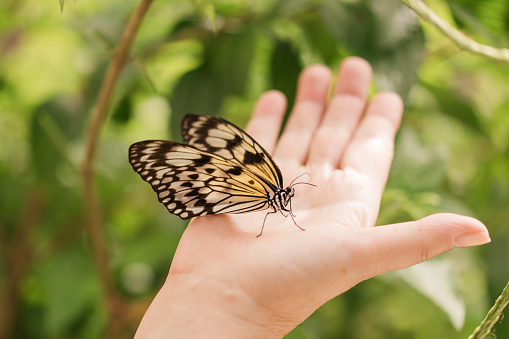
xmin=273 ymin=65 xmax=331 ymax=164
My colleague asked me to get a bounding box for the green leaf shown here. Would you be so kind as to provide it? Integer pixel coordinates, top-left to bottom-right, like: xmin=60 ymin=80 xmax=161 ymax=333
xmin=449 ymin=0 xmax=509 ymax=40
xmin=170 ymin=64 xmax=226 ymax=139
xmin=170 ymin=27 xmax=256 ymax=138
xmin=270 ymin=39 xmax=302 ymax=117
xmin=191 ymin=0 xmax=218 ymax=33
xmin=35 ymin=248 xmax=102 ymax=337
xmin=388 ymin=127 xmax=448 ymax=193
xmin=59 ymin=0 xmax=64 ymax=13
xmin=111 ymin=95 xmax=133 ymax=124
xmin=319 ymin=0 xmax=425 ymax=100
xmin=300 ymin=11 xmax=341 ymax=64
xmin=389 ymin=259 xmax=467 ymax=329
xmin=421 ymin=82 xmax=485 ymax=135
xmin=30 ymin=98 xmax=81 ymax=191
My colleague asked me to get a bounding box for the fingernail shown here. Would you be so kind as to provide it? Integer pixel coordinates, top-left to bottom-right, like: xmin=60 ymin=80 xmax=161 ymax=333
xmin=454 ymin=232 xmax=491 ymax=248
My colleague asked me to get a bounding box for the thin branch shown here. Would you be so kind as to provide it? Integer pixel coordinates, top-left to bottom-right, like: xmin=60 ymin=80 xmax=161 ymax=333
xmin=468 ymin=280 xmax=509 ymax=339
xmin=0 ymin=189 xmax=44 ymax=338
xmin=80 ymin=0 xmax=154 ymax=326
xmin=402 ymin=0 xmax=509 ymax=63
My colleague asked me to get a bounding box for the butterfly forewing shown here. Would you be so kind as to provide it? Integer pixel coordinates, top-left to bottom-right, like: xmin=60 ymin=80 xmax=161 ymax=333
xmin=181 ymin=115 xmax=283 ymax=190
xmin=128 ymin=140 xmax=272 ymax=219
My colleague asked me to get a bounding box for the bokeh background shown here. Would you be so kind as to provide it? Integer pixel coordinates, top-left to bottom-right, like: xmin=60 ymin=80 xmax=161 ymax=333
xmin=1 ymin=0 xmax=508 ymax=338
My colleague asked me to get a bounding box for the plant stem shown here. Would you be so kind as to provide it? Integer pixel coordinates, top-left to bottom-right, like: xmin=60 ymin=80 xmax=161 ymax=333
xmin=402 ymin=0 xmax=509 ymax=63
xmin=468 ymin=280 xmax=509 ymax=339
xmin=80 ymin=0 xmax=154 ymax=334
xmin=0 ymin=189 xmax=44 ymax=338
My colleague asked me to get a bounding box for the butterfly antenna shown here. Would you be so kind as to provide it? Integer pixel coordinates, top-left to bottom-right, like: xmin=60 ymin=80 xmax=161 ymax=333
xmin=289 ymin=172 xmax=310 ymax=186
xmin=292 ymin=182 xmax=317 ymax=187
xmin=289 ymin=173 xmax=317 ymax=188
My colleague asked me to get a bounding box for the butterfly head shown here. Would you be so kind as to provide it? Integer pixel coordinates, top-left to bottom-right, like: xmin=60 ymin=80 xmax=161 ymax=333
xmin=280 ymin=186 xmax=295 ymax=208
xmin=279 ymin=173 xmax=317 ymax=210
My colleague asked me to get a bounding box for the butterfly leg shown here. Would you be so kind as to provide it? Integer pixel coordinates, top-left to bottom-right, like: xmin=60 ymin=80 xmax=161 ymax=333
xmin=288 ymin=212 xmax=305 ymax=232
xmin=289 ymin=199 xmax=297 ymax=218
xmin=257 ymin=207 xmax=305 ymax=237
xmin=257 ymin=208 xmax=278 ymax=238
xmin=285 ymin=200 xmax=305 ymax=232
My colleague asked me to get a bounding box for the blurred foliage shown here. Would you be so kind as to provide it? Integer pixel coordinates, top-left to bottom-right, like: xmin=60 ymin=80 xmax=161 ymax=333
xmin=0 ymin=0 xmax=508 ymax=338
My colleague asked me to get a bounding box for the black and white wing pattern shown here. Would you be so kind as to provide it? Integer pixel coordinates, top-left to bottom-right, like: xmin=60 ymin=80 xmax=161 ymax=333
xmin=128 ymin=141 xmax=273 ymax=219
xmin=128 ymin=115 xmax=295 ymax=222
xmin=181 ymin=114 xmax=283 ymax=192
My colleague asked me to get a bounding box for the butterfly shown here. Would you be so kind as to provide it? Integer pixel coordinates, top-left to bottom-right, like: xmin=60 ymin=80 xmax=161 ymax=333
xmin=128 ymin=114 xmax=311 ymax=237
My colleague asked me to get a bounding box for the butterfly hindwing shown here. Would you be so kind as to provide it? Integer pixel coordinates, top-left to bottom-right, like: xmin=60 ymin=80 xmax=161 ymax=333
xmin=181 ymin=115 xmax=283 ymax=191
xmin=128 ymin=140 xmax=272 ymax=219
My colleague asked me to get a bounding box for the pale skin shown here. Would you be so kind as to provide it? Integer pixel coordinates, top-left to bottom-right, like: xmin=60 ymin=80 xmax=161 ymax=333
xmin=135 ymin=57 xmax=491 ymax=338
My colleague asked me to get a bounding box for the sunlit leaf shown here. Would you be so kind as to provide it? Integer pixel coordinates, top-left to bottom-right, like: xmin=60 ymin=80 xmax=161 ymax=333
xmin=395 ymin=260 xmax=466 ymax=330
xmin=319 ymin=0 xmax=425 ymax=99
xmin=170 ymin=26 xmax=255 ymax=138
xmin=421 ymin=82 xmax=485 ymax=135
xmin=191 ymin=0 xmax=218 ymax=33
xmin=449 ymin=0 xmax=509 ymax=39
xmin=36 ymin=249 xmax=101 ymax=336
xmin=270 ymin=39 xmax=302 ymax=117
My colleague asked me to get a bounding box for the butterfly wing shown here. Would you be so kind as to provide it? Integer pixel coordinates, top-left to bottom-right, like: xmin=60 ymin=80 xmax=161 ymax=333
xmin=128 ymin=140 xmax=271 ymax=219
xmin=181 ymin=114 xmax=284 ymax=191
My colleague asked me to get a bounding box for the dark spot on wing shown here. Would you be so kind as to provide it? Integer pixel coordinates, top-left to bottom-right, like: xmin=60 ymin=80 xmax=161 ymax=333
xmin=195 ymin=199 xmax=209 ymax=206
xmin=194 ymin=155 xmax=212 ymax=166
xmin=226 ymin=135 xmax=242 ymax=148
xmin=184 ymin=189 xmax=201 ymax=197
xmin=243 ymin=151 xmax=264 ymax=165
xmin=226 ymin=166 xmax=242 ymax=176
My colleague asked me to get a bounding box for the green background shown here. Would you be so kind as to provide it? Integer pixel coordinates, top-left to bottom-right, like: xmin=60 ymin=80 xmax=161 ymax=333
xmin=1 ymin=0 xmax=508 ymax=338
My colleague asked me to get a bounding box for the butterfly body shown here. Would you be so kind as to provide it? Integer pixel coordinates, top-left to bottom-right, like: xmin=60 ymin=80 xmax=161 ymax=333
xmin=129 ymin=114 xmax=304 ymax=235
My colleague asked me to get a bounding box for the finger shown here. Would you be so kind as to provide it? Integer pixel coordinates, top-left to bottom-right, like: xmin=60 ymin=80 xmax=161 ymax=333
xmin=274 ymin=65 xmax=332 ymax=163
xmin=308 ymin=57 xmax=372 ymax=165
xmin=355 ymin=214 xmax=490 ymax=280
xmin=340 ymin=92 xmax=403 ymax=199
xmin=244 ymin=90 xmax=287 ymax=154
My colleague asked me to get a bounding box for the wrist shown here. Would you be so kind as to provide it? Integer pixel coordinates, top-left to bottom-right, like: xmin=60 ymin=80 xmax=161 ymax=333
xmin=135 ymin=270 xmax=292 ymax=339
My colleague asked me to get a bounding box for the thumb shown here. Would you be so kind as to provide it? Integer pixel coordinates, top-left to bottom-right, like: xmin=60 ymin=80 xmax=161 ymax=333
xmin=360 ymin=213 xmax=490 ymax=278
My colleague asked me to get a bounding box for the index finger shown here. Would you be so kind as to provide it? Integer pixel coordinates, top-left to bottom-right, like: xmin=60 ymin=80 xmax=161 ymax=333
xmin=244 ymin=90 xmax=287 ymax=155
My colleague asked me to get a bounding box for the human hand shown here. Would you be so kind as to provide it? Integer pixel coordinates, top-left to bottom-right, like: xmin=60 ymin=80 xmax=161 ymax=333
xmin=135 ymin=57 xmax=490 ymax=339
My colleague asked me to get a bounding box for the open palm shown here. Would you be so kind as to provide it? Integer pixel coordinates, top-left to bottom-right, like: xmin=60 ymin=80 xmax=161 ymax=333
xmin=136 ymin=57 xmax=490 ymax=339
